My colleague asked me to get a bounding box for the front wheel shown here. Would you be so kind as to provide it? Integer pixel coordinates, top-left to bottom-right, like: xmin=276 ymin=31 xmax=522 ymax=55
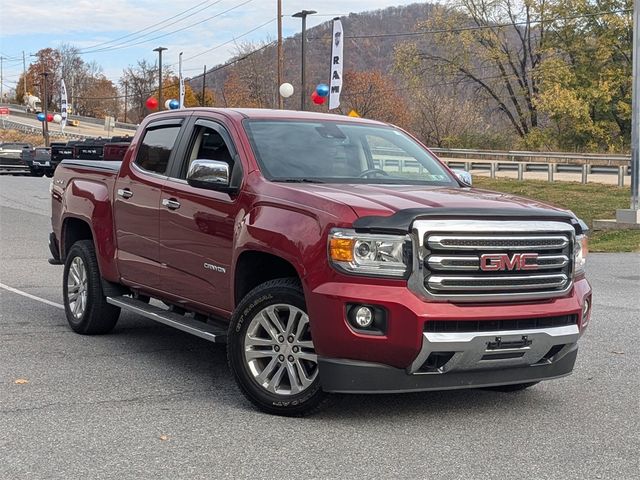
xmin=63 ymin=240 xmax=120 ymax=334
xmin=227 ymin=278 xmax=329 ymax=416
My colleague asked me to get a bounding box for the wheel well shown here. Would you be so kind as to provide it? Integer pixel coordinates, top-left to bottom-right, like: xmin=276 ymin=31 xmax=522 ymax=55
xmin=63 ymin=218 xmax=93 ymax=259
xmin=235 ymin=251 xmax=300 ymax=306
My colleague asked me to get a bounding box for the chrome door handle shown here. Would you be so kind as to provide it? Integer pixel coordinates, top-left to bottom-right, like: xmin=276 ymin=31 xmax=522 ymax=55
xmin=117 ymin=188 xmax=133 ymax=199
xmin=162 ymin=198 xmax=181 ymax=210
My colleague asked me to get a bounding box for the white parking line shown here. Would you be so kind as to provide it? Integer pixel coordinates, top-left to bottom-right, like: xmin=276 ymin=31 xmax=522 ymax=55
xmin=0 ymin=283 xmax=64 ymax=310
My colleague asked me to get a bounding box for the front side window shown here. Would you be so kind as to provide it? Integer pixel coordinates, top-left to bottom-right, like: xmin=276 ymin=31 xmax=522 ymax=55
xmin=181 ymin=125 xmax=234 ymax=179
xmin=244 ymin=120 xmax=457 ymax=186
xmin=134 ymin=125 xmax=181 ymax=175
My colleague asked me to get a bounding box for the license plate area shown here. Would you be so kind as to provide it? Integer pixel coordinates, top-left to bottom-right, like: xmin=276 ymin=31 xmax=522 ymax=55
xmin=486 ymin=335 xmax=532 ymax=351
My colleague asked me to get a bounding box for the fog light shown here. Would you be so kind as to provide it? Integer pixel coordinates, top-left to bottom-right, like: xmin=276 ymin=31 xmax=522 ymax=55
xmin=354 ymin=306 xmax=373 ymax=328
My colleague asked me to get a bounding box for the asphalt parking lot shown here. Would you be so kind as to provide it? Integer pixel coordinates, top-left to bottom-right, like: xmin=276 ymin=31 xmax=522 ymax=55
xmin=1 ymin=176 xmax=638 ymax=479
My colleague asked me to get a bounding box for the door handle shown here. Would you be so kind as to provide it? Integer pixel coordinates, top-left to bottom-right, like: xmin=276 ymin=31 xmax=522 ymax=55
xmin=162 ymin=198 xmax=181 ymax=210
xmin=117 ymin=188 xmax=133 ymax=199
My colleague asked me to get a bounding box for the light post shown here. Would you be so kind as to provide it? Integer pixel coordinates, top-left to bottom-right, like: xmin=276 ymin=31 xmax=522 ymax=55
xmin=293 ymin=10 xmax=317 ymax=111
xmin=153 ymin=46 xmax=168 ymax=110
xmin=41 ymin=71 xmax=50 ymax=147
xmin=630 ymin=0 xmax=639 ymax=212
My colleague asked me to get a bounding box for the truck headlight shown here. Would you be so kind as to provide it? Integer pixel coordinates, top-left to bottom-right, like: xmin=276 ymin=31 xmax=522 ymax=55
xmin=329 ymin=229 xmax=410 ymax=278
xmin=574 ymin=234 xmax=588 ymax=275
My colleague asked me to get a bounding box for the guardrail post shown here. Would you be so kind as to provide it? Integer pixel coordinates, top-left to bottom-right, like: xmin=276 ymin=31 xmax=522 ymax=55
xmin=581 ymin=164 xmax=588 ymax=184
xmin=465 ymin=161 xmax=471 ymax=172
xmin=399 ymin=159 xmax=404 ymax=174
xmin=490 ymin=162 xmax=496 ymax=178
xmin=618 ymin=166 xmax=625 ymax=187
xmin=548 ymin=164 xmax=554 ymax=182
xmin=517 ymin=163 xmax=524 ymax=181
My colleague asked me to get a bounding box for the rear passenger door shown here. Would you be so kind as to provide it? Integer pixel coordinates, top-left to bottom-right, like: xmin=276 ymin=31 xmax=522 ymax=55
xmin=114 ymin=118 xmax=186 ymax=290
xmin=158 ymin=117 xmax=243 ymax=314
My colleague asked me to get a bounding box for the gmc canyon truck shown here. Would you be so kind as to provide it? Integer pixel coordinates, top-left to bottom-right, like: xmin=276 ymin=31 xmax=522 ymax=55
xmin=50 ymin=108 xmax=592 ymax=416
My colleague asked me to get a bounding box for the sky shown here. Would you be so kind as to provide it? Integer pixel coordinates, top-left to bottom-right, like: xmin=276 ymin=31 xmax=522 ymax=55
xmin=0 ymin=0 xmax=421 ymax=90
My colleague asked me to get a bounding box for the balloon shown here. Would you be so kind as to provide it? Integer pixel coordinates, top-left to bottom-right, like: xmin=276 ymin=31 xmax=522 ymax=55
xmin=164 ymin=99 xmax=172 ymax=110
xmin=146 ymin=97 xmax=159 ymax=110
xmin=169 ymin=99 xmax=180 ymax=110
xmin=37 ymin=113 xmax=46 ymax=122
xmin=316 ymin=83 xmax=330 ymax=97
xmin=53 ymin=114 xmax=62 ymax=123
xmin=311 ymin=91 xmax=326 ymax=105
xmin=279 ymin=83 xmax=294 ymax=98
xmin=46 ymin=113 xmax=54 ymax=122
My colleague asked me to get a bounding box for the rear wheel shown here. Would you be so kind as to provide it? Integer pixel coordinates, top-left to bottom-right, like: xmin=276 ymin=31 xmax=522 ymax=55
xmin=228 ymin=278 xmax=328 ymax=416
xmin=63 ymin=240 xmax=120 ymax=334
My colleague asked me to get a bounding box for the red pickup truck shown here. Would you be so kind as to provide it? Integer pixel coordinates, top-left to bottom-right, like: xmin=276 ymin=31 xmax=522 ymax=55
xmin=50 ymin=108 xmax=592 ymax=416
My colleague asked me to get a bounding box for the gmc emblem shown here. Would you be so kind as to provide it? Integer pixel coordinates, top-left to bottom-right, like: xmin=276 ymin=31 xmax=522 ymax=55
xmin=480 ymin=253 xmax=539 ymax=271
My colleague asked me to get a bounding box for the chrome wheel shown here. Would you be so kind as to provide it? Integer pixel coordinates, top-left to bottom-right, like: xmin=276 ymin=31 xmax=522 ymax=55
xmin=244 ymin=304 xmax=318 ymax=395
xmin=67 ymin=256 xmax=88 ymax=319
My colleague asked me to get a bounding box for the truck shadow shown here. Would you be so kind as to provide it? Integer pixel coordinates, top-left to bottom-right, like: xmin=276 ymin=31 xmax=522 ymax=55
xmin=114 ymin=314 xmax=553 ymax=420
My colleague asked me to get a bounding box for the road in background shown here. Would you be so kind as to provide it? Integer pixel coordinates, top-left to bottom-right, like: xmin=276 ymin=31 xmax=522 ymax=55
xmin=0 ymin=177 xmax=638 ymax=479
xmin=1 ymin=113 xmax=135 ymax=140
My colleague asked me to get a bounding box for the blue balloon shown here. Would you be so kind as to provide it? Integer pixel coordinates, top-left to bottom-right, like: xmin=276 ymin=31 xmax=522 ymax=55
xmin=316 ymin=83 xmax=330 ymax=97
xmin=37 ymin=113 xmax=46 ymax=122
xmin=169 ymin=99 xmax=180 ymax=110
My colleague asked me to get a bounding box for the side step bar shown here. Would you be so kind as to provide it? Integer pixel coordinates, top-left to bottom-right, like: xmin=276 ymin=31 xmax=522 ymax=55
xmin=106 ymin=296 xmax=227 ymax=343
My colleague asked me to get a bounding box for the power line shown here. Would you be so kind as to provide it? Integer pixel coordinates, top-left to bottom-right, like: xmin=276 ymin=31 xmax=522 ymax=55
xmin=79 ymin=0 xmax=213 ymax=51
xmin=309 ymin=9 xmax=632 ymax=40
xmin=80 ymin=0 xmax=255 ymax=54
xmin=179 ymin=18 xmax=276 ymax=63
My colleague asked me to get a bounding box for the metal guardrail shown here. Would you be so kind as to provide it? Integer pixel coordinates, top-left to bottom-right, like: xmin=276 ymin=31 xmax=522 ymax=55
xmin=0 ymin=118 xmax=94 ymax=140
xmin=371 ymin=147 xmax=631 ymax=186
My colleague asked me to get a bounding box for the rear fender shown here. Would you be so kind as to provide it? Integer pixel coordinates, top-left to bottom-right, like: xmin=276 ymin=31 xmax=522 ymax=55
xmin=61 ymin=179 xmax=119 ymax=281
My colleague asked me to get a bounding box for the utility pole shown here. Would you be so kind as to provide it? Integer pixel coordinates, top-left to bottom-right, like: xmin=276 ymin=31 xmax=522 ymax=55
xmin=23 ymin=51 xmax=27 ymax=98
xmin=202 ymin=65 xmax=207 ymax=107
xmin=153 ymin=46 xmax=168 ymax=110
xmin=41 ymin=71 xmax=50 ymax=147
xmin=293 ymin=10 xmax=317 ymax=111
xmin=123 ymin=80 xmax=128 ymax=124
xmin=277 ymin=0 xmax=283 ymax=109
xmin=1 ymin=56 xmax=4 ymax=103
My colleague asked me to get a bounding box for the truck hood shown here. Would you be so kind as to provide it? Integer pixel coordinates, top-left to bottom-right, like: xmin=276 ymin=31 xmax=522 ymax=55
xmin=281 ymin=183 xmax=569 ymax=218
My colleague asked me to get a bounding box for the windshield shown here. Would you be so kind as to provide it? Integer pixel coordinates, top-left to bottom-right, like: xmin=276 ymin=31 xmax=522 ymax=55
xmin=244 ymin=120 xmax=457 ymax=186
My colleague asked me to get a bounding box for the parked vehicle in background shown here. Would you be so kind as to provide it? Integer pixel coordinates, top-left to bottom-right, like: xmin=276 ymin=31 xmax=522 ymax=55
xmin=21 ymin=147 xmax=53 ymax=177
xmin=0 ymin=142 xmax=33 ymax=174
xmin=23 ymin=94 xmax=42 ymax=113
xmin=50 ymin=108 xmax=592 ymax=416
xmin=103 ymin=136 xmax=133 ymax=161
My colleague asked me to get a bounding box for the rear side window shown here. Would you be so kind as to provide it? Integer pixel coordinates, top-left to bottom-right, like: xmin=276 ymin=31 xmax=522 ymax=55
xmin=134 ymin=126 xmax=181 ymax=175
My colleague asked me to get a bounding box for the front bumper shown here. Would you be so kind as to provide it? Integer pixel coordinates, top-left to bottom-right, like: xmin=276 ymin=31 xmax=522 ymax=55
xmin=319 ymin=346 xmax=578 ymax=393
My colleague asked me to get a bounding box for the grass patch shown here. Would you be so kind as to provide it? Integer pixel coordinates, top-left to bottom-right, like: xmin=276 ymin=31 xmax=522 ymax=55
xmin=473 ymin=177 xmax=640 ymax=252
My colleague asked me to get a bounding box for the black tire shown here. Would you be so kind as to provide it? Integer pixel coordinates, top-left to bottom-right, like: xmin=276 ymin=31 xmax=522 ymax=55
xmin=228 ymin=278 xmax=329 ymax=416
xmin=44 ymin=171 xmax=54 ymax=178
xmin=483 ymin=382 xmax=539 ymax=392
xmin=62 ymin=240 xmax=120 ymax=334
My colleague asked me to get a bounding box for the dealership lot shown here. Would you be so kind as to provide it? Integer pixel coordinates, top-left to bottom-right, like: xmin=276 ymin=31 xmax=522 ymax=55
xmin=1 ymin=176 xmax=638 ymax=479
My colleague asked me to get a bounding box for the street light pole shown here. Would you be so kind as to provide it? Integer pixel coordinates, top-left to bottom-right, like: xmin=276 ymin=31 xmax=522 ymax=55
xmin=153 ymin=46 xmax=168 ymax=110
xmin=277 ymin=0 xmax=284 ymax=109
xmin=630 ymin=0 xmax=639 ymax=211
xmin=293 ymin=10 xmax=317 ymax=111
xmin=41 ymin=71 xmax=50 ymax=147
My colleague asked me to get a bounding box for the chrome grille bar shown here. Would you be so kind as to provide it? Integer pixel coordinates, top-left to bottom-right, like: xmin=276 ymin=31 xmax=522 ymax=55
xmin=427 ymin=235 xmax=569 ymax=251
xmin=427 ymin=273 xmax=569 ymax=291
xmin=428 ymin=254 xmax=569 ymax=271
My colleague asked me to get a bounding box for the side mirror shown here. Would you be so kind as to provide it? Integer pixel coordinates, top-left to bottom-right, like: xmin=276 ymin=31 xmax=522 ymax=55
xmin=452 ymin=169 xmax=472 ymax=186
xmin=187 ymin=159 xmax=234 ymax=192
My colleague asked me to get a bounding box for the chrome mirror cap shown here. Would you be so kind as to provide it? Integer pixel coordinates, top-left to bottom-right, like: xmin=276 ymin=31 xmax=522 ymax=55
xmin=187 ymin=159 xmax=230 ymax=190
xmin=452 ymin=169 xmax=472 ymax=186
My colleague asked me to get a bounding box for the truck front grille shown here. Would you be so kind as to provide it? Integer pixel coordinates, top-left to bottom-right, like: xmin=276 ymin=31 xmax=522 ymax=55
xmin=411 ymin=220 xmax=576 ymax=302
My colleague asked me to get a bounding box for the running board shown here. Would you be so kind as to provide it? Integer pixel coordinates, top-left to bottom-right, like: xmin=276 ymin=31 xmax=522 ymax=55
xmin=106 ymin=296 xmax=227 ymax=343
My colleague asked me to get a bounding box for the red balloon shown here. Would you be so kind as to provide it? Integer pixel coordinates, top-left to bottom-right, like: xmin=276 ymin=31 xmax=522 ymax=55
xmin=46 ymin=113 xmax=54 ymax=122
xmin=146 ymin=97 xmax=159 ymax=110
xmin=311 ymin=91 xmax=326 ymax=105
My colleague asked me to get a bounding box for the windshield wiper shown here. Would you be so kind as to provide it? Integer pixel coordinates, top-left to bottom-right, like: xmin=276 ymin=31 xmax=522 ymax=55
xmin=277 ymin=178 xmax=325 ymax=184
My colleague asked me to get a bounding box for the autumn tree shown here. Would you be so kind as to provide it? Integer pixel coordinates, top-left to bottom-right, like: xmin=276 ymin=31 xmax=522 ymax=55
xmin=339 ymin=70 xmax=410 ymax=127
xmin=221 ymin=70 xmax=261 ymax=108
xmin=120 ymin=60 xmax=164 ymax=123
xmin=396 ymin=0 xmax=545 ymax=138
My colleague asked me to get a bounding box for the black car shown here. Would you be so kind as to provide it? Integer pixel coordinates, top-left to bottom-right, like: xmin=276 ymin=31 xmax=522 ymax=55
xmin=21 ymin=147 xmax=53 ymax=177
